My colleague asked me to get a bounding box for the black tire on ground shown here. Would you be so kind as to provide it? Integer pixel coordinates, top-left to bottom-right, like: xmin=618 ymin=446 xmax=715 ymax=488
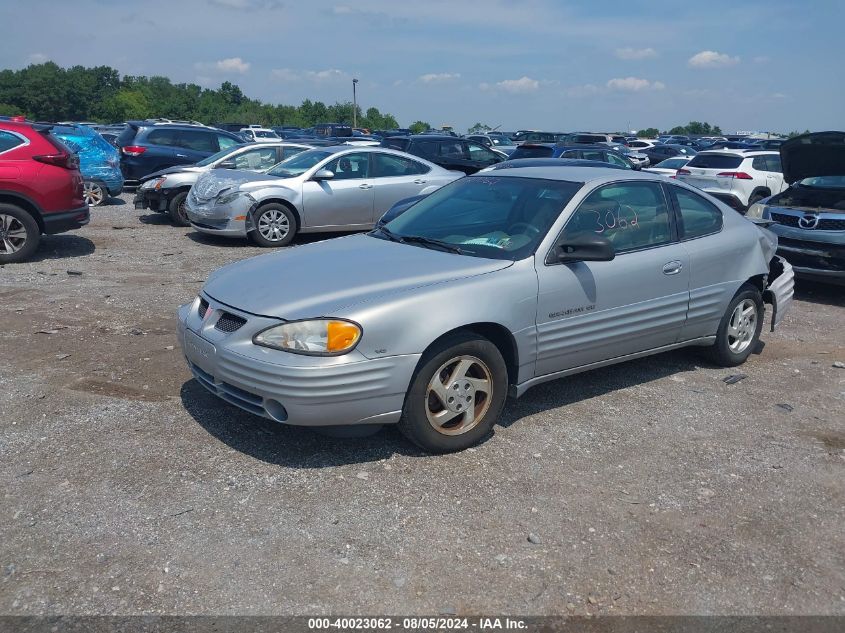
xmin=398 ymin=332 xmax=508 ymax=453
xmin=167 ymin=191 xmax=190 ymax=227
xmin=249 ymin=203 xmax=297 ymax=247
xmin=0 ymin=203 xmax=40 ymax=264
xmin=705 ymin=283 xmax=764 ymax=367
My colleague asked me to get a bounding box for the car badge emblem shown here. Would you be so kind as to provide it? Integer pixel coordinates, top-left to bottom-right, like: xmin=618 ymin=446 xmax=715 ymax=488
xmin=798 ymin=214 xmax=819 ymax=229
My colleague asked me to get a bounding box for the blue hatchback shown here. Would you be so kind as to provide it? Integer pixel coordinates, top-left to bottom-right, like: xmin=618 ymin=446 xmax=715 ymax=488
xmin=52 ymin=124 xmax=124 ymax=206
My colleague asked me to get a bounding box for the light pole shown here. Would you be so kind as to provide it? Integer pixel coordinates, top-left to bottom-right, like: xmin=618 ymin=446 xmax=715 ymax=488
xmin=352 ymin=78 xmax=359 ymax=129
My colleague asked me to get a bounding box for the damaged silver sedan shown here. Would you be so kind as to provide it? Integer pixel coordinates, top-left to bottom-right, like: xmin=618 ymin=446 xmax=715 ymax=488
xmin=178 ymin=166 xmax=794 ymax=453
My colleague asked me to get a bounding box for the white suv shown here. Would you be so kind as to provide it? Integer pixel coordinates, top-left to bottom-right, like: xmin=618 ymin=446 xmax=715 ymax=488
xmin=239 ymin=127 xmax=280 ymax=143
xmin=676 ymin=150 xmax=787 ymax=212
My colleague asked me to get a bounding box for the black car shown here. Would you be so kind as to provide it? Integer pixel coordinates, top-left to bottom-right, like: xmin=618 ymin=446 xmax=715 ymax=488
xmin=116 ymin=120 xmax=244 ymax=187
xmin=641 ymin=143 xmax=698 ymax=165
xmin=381 ymin=135 xmax=503 ymax=174
xmin=508 ymin=143 xmax=635 ymax=169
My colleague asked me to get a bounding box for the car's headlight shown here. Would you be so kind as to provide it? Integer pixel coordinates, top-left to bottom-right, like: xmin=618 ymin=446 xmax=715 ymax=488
xmin=746 ymin=202 xmax=767 ymax=219
xmin=253 ymin=319 xmax=362 ymax=355
xmin=217 ymin=190 xmax=253 ymax=205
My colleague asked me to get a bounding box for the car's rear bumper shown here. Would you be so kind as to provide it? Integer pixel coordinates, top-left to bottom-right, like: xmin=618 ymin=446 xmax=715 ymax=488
xmin=177 ymin=302 xmax=418 ymax=426
xmin=42 ymin=205 xmax=90 ymax=234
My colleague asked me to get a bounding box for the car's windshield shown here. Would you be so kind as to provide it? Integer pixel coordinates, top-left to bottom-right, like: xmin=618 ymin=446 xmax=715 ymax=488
xmin=379 ymin=175 xmax=581 ymax=261
xmin=196 ymin=145 xmax=246 ymax=166
xmin=266 ymin=149 xmax=334 ymax=178
xmin=798 ymin=176 xmax=845 ymax=189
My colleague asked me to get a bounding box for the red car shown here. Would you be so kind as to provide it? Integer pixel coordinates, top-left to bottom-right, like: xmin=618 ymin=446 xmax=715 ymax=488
xmin=0 ymin=121 xmax=89 ymax=263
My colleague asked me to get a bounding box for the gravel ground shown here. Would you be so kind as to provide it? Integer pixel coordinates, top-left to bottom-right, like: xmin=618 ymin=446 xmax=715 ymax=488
xmin=0 ymin=194 xmax=843 ymax=616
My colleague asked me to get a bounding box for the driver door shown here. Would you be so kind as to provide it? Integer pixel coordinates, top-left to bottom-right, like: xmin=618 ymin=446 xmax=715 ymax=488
xmin=534 ymin=181 xmax=690 ymax=376
xmin=301 ymin=152 xmax=375 ymax=229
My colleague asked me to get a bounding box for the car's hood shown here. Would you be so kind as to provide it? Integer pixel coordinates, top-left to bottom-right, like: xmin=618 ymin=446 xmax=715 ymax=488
xmin=141 ymin=165 xmax=206 ymax=181
xmin=192 ymin=169 xmax=286 ymax=199
xmin=780 ymin=131 xmax=845 ymax=184
xmin=203 ymin=233 xmax=512 ymax=319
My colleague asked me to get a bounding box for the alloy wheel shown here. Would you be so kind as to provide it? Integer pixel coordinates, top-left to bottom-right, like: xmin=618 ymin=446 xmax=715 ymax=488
xmin=257 ymin=208 xmax=290 ymax=242
xmin=82 ymin=181 xmax=105 ymax=206
xmin=727 ymin=299 xmax=758 ymax=354
xmin=0 ymin=213 xmax=28 ymax=254
xmin=425 ymin=355 xmax=493 ymax=436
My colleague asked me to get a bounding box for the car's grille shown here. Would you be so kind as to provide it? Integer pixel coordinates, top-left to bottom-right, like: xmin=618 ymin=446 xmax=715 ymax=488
xmin=771 ymin=212 xmax=800 ymax=227
xmin=189 ymin=362 xmax=265 ymax=417
xmin=215 ymin=312 xmax=247 ymax=333
xmin=198 ymin=298 xmax=209 ymax=318
xmin=771 ymin=212 xmax=845 ymax=231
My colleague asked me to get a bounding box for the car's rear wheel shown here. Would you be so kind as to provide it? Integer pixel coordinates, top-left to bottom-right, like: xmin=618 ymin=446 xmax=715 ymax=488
xmin=706 ymin=284 xmax=764 ymax=367
xmin=82 ymin=180 xmax=107 ymax=206
xmin=0 ymin=204 xmax=40 ymax=264
xmin=399 ymin=333 xmax=508 ymax=453
xmin=250 ymin=203 xmax=297 ymax=247
xmin=168 ymin=191 xmax=190 ymax=227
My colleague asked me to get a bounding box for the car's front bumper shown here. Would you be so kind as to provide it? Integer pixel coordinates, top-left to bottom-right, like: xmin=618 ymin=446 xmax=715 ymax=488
xmin=177 ymin=299 xmax=419 ymax=426
xmin=767 ymin=223 xmax=845 ymax=284
xmin=186 ymin=190 xmax=253 ymax=238
xmin=134 ymin=188 xmax=170 ymax=211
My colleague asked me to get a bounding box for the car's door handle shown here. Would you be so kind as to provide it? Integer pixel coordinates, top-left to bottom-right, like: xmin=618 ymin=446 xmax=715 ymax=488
xmin=176 ymin=153 xmax=188 ymax=158
xmin=413 ymin=179 xmax=427 ymax=184
xmin=662 ymin=260 xmax=683 ymax=275
xmin=358 ymin=183 xmax=373 ymax=190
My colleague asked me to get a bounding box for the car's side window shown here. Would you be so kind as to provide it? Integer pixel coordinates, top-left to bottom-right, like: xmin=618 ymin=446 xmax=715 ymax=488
xmin=233 ymin=147 xmax=278 ymax=170
xmin=372 ymin=153 xmax=429 ymax=177
xmin=668 ymin=185 xmax=723 ymax=240
xmin=560 ymin=150 xmax=581 ymax=159
xmin=218 ymin=134 xmax=239 ymax=150
xmin=178 ymin=130 xmax=217 ymax=152
xmin=581 ymin=150 xmax=605 ymax=161
xmin=467 ymin=142 xmax=499 ymax=163
xmin=413 ymin=140 xmax=438 ymax=157
xmin=765 ymin=155 xmax=782 ymax=173
xmin=281 ymin=146 xmax=307 ymax=160
xmin=146 ymin=129 xmax=179 ymax=146
xmin=439 ymin=141 xmax=469 ymax=160
xmin=323 ymin=153 xmax=370 ymax=180
xmin=561 ymin=181 xmax=672 ymax=254
xmin=0 ymin=131 xmax=25 ymax=154
xmin=606 ymin=153 xmax=629 ymax=168
xmin=752 ymin=156 xmax=769 ymax=171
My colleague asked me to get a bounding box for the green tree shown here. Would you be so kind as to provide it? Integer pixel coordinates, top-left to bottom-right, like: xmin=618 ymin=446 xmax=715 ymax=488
xmin=637 ymin=127 xmax=659 ymax=138
xmin=467 ymin=122 xmax=491 ymax=134
xmin=409 ymin=120 xmax=430 ymax=134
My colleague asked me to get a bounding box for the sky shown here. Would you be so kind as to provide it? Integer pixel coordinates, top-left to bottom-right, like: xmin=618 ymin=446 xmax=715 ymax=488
xmin=1 ymin=0 xmax=843 ymax=133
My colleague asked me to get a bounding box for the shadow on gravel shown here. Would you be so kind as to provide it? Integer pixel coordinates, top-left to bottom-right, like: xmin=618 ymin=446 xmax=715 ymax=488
xmin=138 ymin=213 xmax=172 ymax=225
xmin=497 ymin=349 xmax=704 ymax=429
xmin=29 ymin=235 xmax=96 ymax=261
xmin=180 ymin=380 xmax=425 ymax=467
xmin=792 ymin=279 xmax=845 ymax=308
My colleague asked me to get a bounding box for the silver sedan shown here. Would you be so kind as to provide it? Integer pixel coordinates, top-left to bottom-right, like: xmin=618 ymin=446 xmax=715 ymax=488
xmin=178 ymin=166 xmax=794 ymax=453
xmin=185 ymin=146 xmax=463 ymax=247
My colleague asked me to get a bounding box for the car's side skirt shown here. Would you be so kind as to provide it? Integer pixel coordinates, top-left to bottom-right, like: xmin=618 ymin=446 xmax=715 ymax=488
xmin=510 ymin=336 xmax=716 ymax=398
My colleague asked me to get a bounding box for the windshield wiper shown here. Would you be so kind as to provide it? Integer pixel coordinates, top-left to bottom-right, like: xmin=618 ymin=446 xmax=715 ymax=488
xmin=370 ymin=225 xmax=405 ymax=243
xmin=401 ymin=235 xmax=464 ymax=254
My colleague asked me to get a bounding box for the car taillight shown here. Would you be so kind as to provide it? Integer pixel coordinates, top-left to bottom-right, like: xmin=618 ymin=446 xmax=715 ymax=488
xmin=122 ymin=145 xmax=147 ymax=156
xmin=33 ymin=152 xmax=79 ymax=170
xmin=716 ymin=171 xmax=753 ymax=179
xmin=676 ymin=168 xmax=691 ymax=175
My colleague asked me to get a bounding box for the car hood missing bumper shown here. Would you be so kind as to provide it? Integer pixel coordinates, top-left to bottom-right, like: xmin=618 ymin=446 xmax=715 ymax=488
xmin=202 ymin=233 xmax=512 ymax=319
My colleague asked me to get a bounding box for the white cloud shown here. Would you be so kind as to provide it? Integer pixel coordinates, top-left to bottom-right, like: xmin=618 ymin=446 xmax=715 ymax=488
xmin=26 ymin=53 xmax=49 ymax=65
xmin=270 ymin=68 xmax=350 ymax=82
xmin=606 ymin=77 xmax=664 ymax=91
xmin=209 ymin=0 xmax=283 ymax=10
xmin=688 ymin=50 xmax=740 ymax=68
xmin=196 ymin=57 xmax=251 ymax=74
xmin=615 ymin=47 xmax=657 ymax=60
xmin=418 ymin=72 xmax=461 ymax=83
xmin=495 ymin=76 xmax=540 ymax=93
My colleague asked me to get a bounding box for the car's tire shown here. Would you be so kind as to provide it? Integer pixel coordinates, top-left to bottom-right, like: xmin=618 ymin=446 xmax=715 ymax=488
xmin=706 ymin=284 xmax=764 ymax=367
xmin=747 ymin=191 xmax=768 ymax=208
xmin=398 ymin=332 xmax=508 ymax=453
xmin=167 ymin=191 xmax=190 ymax=227
xmin=249 ymin=203 xmax=297 ymax=247
xmin=0 ymin=203 xmax=40 ymax=264
xmin=82 ymin=180 xmax=107 ymax=207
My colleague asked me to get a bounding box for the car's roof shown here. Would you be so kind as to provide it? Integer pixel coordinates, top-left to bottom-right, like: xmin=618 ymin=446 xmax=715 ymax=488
xmin=473 ymin=165 xmax=662 ymax=184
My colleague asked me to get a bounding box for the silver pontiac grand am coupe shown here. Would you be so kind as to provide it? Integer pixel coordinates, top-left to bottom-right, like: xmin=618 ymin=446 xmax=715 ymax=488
xmin=178 ymin=165 xmax=794 ymax=453
xmin=185 ymin=146 xmax=462 ymax=247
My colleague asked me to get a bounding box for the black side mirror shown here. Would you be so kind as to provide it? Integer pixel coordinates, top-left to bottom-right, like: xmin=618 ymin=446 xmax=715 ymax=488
xmin=219 ymin=160 xmax=236 ymax=169
xmin=550 ymin=233 xmax=615 ymax=263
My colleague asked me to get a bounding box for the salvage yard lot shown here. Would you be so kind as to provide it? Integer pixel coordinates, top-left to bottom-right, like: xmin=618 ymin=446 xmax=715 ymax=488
xmin=1 ymin=195 xmax=843 ymax=615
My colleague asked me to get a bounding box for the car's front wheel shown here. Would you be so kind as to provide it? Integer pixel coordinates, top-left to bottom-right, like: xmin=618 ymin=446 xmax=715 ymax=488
xmin=168 ymin=191 xmax=190 ymax=226
xmin=399 ymin=333 xmax=508 ymax=453
xmin=0 ymin=203 xmax=40 ymax=264
xmin=707 ymin=284 xmax=764 ymax=367
xmin=250 ymin=203 xmax=297 ymax=247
